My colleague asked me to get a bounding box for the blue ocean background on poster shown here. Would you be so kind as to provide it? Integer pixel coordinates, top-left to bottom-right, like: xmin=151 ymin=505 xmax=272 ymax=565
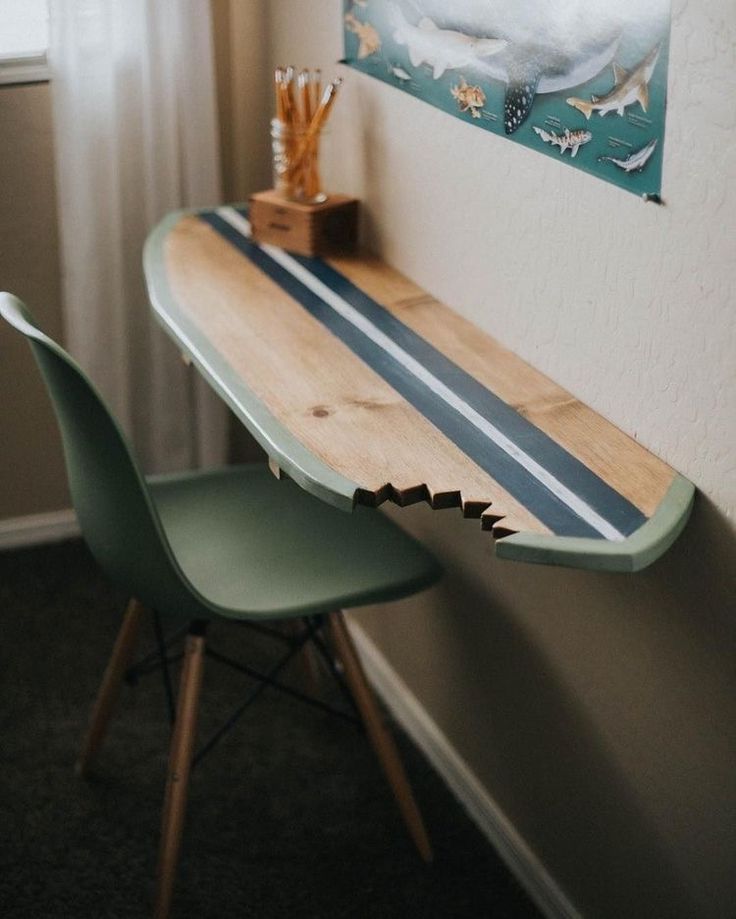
xmin=343 ymin=0 xmax=671 ymax=197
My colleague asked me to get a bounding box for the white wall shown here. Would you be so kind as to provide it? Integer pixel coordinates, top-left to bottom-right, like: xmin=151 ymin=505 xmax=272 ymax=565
xmin=266 ymin=3 xmax=736 ymax=918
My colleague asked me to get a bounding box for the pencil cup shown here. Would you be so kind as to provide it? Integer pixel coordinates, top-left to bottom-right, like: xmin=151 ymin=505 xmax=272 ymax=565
xmin=271 ymin=118 xmax=327 ymax=205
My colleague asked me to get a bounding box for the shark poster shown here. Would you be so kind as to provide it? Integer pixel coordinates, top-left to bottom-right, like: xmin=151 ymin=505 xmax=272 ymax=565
xmin=343 ymin=0 xmax=671 ymax=198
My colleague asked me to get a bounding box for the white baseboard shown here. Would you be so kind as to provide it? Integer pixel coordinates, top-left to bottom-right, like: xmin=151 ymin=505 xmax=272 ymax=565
xmin=346 ymin=620 xmax=583 ymax=919
xmin=0 ymin=508 xmax=80 ymax=551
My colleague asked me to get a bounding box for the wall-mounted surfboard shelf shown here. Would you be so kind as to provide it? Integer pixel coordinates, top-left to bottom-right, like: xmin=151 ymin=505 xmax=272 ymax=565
xmin=144 ymin=206 xmax=694 ymax=573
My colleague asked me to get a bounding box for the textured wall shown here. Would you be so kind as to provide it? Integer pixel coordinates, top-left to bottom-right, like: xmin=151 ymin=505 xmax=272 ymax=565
xmin=267 ymin=2 xmax=736 ymax=917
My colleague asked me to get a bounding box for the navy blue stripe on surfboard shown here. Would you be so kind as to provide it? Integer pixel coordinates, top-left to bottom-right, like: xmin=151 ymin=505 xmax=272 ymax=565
xmin=201 ymin=211 xmax=644 ymax=539
xmin=282 ymin=249 xmax=647 ymax=538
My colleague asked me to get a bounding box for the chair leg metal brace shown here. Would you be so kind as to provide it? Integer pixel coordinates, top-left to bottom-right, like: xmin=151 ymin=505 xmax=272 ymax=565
xmin=151 ymin=610 xmax=177 ymax=726
xmin=75 ymin=598 xmax=145 ymax=778
xmin=154 ymin=622 xmax=207 ymax=919
xmin=328 ymin=611 xmax=433 ymax=863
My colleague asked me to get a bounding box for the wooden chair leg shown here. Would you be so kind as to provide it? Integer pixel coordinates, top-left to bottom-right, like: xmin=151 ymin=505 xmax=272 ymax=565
xmin=328 ymin=611 xmax=433 ymax=863
xmin=154 ymin=625 xmax=207 ymax=919
xmin=75 ymin=597 xmax=145 ymax=778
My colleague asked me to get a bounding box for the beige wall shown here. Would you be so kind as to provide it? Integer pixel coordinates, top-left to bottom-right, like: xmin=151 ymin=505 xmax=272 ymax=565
xmin=0 ymin=83 xmax=69 ymax=518
xmin=265 ymin=3 xmax=736 ymax=918
xmin=211 ymin=0 xmax=272 ymax=202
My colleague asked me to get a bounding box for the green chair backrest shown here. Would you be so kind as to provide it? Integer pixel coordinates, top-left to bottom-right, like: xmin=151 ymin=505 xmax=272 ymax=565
xmin=1 ymin=293 xmax=201 ymax=616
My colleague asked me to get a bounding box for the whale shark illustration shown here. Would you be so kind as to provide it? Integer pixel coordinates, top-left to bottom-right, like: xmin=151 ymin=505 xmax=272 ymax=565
xmin=389 ymin=4 xmax=506 ymax=80
xmin=392 ymin=0 xmax=668 ymax=134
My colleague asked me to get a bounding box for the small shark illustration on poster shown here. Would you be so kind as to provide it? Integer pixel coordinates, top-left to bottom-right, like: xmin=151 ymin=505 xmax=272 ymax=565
xmin=343 ymin=0 xmax=671 ymax=197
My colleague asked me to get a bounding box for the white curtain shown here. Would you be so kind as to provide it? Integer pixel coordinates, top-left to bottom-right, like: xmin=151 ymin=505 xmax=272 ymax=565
xmin=49 ymin=0 xmax=228 ymax=472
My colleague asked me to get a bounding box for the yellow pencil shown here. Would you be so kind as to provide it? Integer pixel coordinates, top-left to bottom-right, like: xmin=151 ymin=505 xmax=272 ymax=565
xmin=312 ymin=69 xmax=322 ymax=118
xmin=298 ymin=69 xmax=312 ymax=128
xmin=284 ymin=66 xmax=297 ymax=123
xmin=291 ymin=79 xmax=342 ymax=177
xmin=310 ymin=79 xmax=342 ymax=134
xmin=274 ymin=68 xmax=285 ymax=123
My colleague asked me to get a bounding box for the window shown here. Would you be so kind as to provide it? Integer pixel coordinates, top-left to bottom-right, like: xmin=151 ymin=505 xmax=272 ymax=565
xmin=0 ymin=0 xmax=50 ymax=85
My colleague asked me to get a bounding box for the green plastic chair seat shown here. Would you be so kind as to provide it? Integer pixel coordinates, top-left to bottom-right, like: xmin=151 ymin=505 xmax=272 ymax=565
xmin=148 ymin=465 xmax=441 ymax=621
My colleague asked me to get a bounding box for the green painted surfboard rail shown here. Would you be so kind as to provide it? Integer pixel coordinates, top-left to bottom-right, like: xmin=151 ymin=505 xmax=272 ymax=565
xmin=495 ymin=474 xmax=694 ymax=572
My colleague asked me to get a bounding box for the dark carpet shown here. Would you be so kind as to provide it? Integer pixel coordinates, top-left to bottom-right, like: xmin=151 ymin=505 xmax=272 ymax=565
xmin=0 ymin=540 xmax=543 ymax=919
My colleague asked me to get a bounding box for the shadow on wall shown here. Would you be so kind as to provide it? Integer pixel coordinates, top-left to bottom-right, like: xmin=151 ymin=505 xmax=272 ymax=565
xmin=367 ymin=494 xmax=736 ymax=919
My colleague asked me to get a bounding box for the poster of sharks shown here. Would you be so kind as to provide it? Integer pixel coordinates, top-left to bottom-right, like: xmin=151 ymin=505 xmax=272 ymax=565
xmin=342 ymin=0 xmax=672 ymax=198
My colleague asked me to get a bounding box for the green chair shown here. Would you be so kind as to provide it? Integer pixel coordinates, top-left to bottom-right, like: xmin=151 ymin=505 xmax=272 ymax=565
xmin=1 ymin=293 xmax=442 ymax=918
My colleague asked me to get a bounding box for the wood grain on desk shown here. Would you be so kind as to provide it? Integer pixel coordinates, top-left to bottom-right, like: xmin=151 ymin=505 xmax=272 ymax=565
xmin=166 ymin=215 xmax=547 ymax=537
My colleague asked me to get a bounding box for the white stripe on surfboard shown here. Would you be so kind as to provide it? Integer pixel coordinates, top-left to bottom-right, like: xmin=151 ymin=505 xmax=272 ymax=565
xmin=216 ymin=206 xmax=625 ymax=541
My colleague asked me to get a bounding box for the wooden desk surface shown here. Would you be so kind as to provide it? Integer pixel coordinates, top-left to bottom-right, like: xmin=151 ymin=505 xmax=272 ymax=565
xmin=144 ymin=206 xmax=694 ymax=572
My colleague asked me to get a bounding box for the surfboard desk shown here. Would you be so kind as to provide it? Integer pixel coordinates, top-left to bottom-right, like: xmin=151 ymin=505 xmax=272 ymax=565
xmin=144 ymin=206 xmax=694 ymax=573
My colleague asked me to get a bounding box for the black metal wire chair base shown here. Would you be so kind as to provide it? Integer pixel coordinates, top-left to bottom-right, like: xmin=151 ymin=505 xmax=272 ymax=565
xmin=124 ymin=612 xmax=361 ymax=768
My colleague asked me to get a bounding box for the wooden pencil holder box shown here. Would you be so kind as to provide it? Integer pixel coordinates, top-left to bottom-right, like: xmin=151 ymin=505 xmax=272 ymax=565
xmin=249 ymin=189 xmax=359 ymax=258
